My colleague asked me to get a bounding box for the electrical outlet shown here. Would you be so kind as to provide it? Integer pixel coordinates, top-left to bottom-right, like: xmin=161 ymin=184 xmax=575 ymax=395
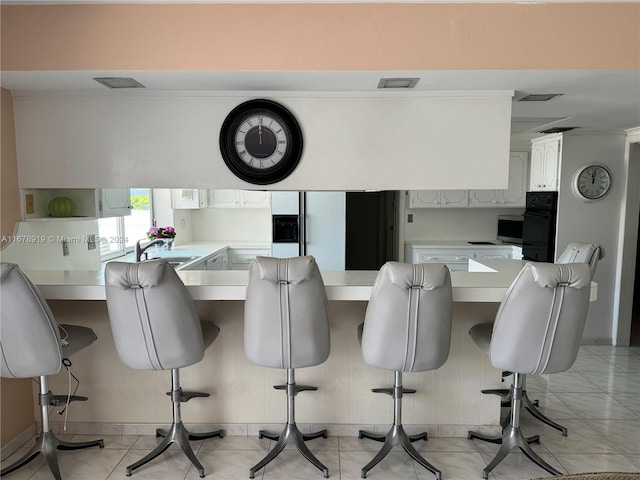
xmin=87 ymin=234 xmax=96 ymax=250
xmin=62 ymin=240 xmax=69 ymax=256
xmin=25 ymin=194 xmax=35 ymax=214
xmin=407 ymin=214 xmax=413 ymax=223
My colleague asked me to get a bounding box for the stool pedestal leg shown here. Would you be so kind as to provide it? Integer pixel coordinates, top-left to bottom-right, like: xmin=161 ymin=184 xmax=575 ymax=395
xmin=126 ymin=369 xmax=223 ymax=478
xmin=0 ymin=377 xmax=104 ymax=480
xmin=469 ymin=373 xmax=562 ymax=479
xmin=250 ymin=369 xmax=328 ymax=479
xmin=358 ymin=372 xmax=440 ymax=480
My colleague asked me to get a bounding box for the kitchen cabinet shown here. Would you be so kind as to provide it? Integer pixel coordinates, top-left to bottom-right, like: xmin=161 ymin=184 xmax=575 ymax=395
xmin=405 ymin=243 xmax=522 ymax=271
xmin=469 ymin=152 xmax=528 ymax=207
xmin=22 ymin=188 xmax=131 ymax=219
xmin=406 ymin=246 xmax=476 ymax=271
xmin=410 ymin=152 xmax=527 ymax=209
xmin=227 ymin=247 xmax=271 ymax=270
xmin=208 ymin=190 xmax=271 ymax=209
xmin=180 ymin=246 xmax=271 ymax=271
xmin=530 ymin=134 xmax=562 ymax=191
xmin=171 ymin=189 xmax=208 ymax=209
xmin=100 ymin=189 xmax=132 ymax=217
xmin=474 ymin=246 xmax=522 ymax=260
xmin=408 ymin=190 xmax=469 ymax=208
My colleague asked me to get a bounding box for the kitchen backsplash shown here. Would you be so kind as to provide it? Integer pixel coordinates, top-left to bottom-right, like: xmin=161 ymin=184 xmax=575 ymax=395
xmin=1 ymin=219 xmax=101 ymax=270
xmin=405 ymin=207 xmax=524 ymax=242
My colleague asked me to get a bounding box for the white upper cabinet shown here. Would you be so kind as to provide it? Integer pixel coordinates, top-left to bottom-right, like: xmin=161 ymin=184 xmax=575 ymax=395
xmin=239 ymin=191 xmax=271 ymax=208
xmin=408 ymin=190 xmax=469 ymax=208
xmin=100 ymin=189 xmax=133 ymax=217
xmin=171 ymin=189 xmax=208 ymax=209
xmin=208 ymin=190 xmax=240 ymax=208
xmin=530 ymin=134 xmax=562 ymax=191
xmin=469 ymin=152 xmax=528 ymax=207
xmin=208 ymin=190 xmax=271 ymax=209
xmin=410 ymin=152 xmax=527 ymax=209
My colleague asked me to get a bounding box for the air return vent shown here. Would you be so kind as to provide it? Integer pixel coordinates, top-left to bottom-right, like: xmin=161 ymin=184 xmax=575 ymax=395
xmin=518 ymin=93 xmax=563 ymax=102
xmin=377 ymin=78 xmax=420 ymax=89
xmin=93 ymin=77 xmax=145 ymax=89
xmin=539 ymin=127 xmax=577 ymax=134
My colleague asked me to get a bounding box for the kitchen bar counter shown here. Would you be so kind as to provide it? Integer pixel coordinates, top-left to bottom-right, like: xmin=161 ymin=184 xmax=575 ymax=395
xmin=29 ymin=258 xmax=596 ymax=302
xmin=30 ymin=259 xmax=596 ymax=440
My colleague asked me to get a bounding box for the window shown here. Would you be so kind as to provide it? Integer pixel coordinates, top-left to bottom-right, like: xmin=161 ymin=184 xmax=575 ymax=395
xmin=99 ymin=188 xmax=152 ymax=260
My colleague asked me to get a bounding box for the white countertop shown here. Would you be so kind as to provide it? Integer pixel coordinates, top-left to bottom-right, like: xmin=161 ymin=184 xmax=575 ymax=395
xmin=24 ymin=258 xmax=597 ymax=303
xmin=406 ymin=240 xmax=522 ymax=249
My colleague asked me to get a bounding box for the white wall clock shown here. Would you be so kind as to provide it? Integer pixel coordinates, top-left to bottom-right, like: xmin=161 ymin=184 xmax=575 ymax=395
xmin=571 ymin=163 xmax=612 ymax=202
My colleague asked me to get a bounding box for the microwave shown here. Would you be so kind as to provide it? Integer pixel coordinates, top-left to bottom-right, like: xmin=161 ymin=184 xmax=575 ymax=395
xmin=497 ymin=214 xmax=524 ymax=244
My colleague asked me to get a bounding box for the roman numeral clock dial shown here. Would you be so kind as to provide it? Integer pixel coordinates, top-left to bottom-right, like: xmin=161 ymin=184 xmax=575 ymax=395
xmin=571 ymin=164 xmax=612 ymax=202
xmin=220 ymin=99 xmax=303 ymax=185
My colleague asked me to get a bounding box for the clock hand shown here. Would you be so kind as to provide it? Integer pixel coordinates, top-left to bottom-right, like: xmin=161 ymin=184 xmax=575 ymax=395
xmin=592 ymin=170 xmax=596 ymax=184
xmin=258 ymin=124 xmax=262 ymax=145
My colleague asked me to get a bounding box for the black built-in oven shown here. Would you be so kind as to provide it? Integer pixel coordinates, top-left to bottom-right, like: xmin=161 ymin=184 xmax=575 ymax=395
xmin=522 ymin=191 xmax=558 ymax=262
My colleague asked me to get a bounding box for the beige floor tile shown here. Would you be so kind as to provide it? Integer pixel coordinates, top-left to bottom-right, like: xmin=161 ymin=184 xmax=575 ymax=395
xmin=261 ymin=449 xmax=339 ymax=480
xmin=106 ymin=448 xmax=192 ymax=480
xmin=0 ymin=447 xmax=46 ymax=480
xmin=415 ymin=451 xmax=495 ymax=480
xmin=339 ymin=450 xmax=418 ymax=480
xmin=184 ymin=449 xmax=268 ymax=479
xmin=30 ymin=448 xmax=127 ymax=480
xmin=553 ymin=453 xmax=640 ymax=473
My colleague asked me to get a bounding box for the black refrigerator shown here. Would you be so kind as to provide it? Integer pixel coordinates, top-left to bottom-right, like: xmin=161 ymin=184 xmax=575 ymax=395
xmin=522 ymin=191 xmax=558 ymax=262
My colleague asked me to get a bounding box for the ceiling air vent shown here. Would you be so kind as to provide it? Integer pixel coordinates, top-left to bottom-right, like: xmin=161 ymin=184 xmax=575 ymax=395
xmin=518 ymin=93 xmax=563 ymax=102
xmin=377 ymin=78 xmax=420 ymax=89
xmin=511 ymin=117 xmax=569 ymax=134
xmin=93 ymin=77 xmax=145 ymax=89
xmin=539 ymin=127 xmax=577 ymax=134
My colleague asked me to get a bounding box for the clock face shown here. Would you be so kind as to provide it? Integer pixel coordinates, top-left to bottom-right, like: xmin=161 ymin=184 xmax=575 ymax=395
xmin=573 ymin=164 xmax=611 ymax=201
xmin=234 ymin=115 xmax=287 ymax=169
xmin=220 ymin=100 xmax=303 ymax=185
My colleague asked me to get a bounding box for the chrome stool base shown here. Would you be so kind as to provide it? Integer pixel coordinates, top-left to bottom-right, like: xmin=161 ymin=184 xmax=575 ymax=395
xmin=0 ymin=431 xmax=104 ymax=480
xmin=483 ymin=375 xmax=568 ymax=436
xmin=0 ymin=379 xmax=104 ymax=480
xmin=468 ymin=373 xmax=562 ymax=479
xmin=126 ymin=370 xmax=223 ymax=478
xmin=249 ymin=369 xmax=329 ymax=479
xmin=358 ymin=372 xmax=440 ymax=480
xmin=251 ymin=423 xmax=329 ymax=479
xmin=359 ymin=425 xmax=437 ymax=479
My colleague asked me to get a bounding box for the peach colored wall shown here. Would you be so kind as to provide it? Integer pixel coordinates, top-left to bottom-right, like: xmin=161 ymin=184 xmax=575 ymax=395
xmin=0 ymin=87 xmax=35 ymax=448
xmin=1 ymin=3 xmax=638 ymax=71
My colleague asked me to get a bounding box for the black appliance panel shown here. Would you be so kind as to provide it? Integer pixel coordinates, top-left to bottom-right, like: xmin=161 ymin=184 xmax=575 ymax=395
xmin=497 ymin=215 xmax=524 ymax=245
xmin=522 ymin=191 xmax=558 ymax=262
xmin=272 ymin=215 xmax=299 ymax=243
xmin=526 ymin=191 xmax=558 ymax=211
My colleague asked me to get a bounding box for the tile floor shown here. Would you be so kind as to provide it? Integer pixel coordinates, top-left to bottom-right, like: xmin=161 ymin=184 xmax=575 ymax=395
xmin=2 ymin=345 xmax=640 ymax=479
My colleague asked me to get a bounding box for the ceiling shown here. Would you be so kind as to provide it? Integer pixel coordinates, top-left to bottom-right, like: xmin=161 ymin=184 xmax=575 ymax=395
xmin=2 ymin=69 xmax=639 ymax=144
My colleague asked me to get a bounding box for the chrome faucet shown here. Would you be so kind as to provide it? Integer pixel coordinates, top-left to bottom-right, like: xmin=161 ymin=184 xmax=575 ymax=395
xmin=135 ymin=238 xmax=164 ymax=262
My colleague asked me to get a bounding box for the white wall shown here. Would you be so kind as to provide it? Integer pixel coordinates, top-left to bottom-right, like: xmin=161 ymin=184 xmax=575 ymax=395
xmin=12 ymin=93 xmax=512 ymax=191
xmin=0 ymin=219 xmax=101 ymax=270
xmin=191 ymin=208 xmax=271 ymax=242
xmin=404 ymin=206 xmax=524 ymax=242
xmin=555 ymin=134 xmax=626 ymax=343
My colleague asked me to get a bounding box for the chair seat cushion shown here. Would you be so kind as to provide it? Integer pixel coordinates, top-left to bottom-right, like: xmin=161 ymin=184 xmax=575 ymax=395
xmin=58 ymin=324 xmax=97 ymax=358
xmin=469 ymin=322 xmax=493 ymax=354
xmin=200 ymin=321 xmax=220 ymax=350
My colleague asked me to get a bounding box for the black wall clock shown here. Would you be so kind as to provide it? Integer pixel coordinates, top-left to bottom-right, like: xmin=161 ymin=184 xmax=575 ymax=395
xmin=219 ymin=99 xmax=303 ymax=185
